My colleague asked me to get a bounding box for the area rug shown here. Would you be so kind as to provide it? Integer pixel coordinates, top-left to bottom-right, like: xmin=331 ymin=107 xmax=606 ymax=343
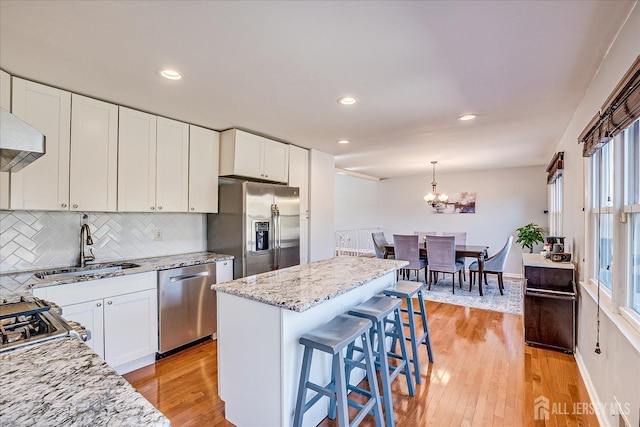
xmin=421 ymin=276 xmax=523 ymax=315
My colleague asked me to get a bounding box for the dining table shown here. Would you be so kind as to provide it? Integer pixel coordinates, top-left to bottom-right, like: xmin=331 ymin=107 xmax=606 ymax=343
xmin=383 ymin=243 xmax=490 ymax=296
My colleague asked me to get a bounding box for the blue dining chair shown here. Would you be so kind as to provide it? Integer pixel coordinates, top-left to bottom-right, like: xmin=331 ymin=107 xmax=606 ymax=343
xmin=469 ymin=235 xmax=513 ymax=295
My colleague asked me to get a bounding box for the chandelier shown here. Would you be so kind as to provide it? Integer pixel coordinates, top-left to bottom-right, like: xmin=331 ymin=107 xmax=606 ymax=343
xmin=424 ymin=161 xmax=448 ymax=209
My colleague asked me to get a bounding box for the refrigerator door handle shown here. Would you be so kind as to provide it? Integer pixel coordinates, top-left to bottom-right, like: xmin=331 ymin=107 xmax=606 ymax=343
xmin=272 ymin=204 xmax=280 ymax=269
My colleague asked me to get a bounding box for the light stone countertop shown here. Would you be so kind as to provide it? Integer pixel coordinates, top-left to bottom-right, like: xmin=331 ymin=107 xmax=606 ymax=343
xmin=212 ymin=256 xmax=408 ymax=312
xmin=0 ymin=337 xmax=170 ymax=427
xmin=0 ymin=251 xmax=234 ymax=304
xmin=522 ymin=252 xmax=575 ymax=269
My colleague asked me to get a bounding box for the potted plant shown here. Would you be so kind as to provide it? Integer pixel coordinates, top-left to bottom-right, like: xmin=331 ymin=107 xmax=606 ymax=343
xmin=516 ymin=223 xmax=545 ymax=253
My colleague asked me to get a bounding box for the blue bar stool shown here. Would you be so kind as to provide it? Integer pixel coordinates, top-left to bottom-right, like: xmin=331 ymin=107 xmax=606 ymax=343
xmin=384 ymin=280 xmax=434 ymax=385
xmin=293 ymin=314 xmax=384 ymax=427
xmin=347 ymin=295 xmax=415 ymax=427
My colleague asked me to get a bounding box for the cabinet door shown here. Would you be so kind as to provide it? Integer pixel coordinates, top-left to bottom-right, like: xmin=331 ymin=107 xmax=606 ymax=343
xmin=104 ymin=289 xmax=158 ymax=368
xmin=156 ymin=117 xmax=189 ymax=212
xmin=261 ymin=138 xmax=289 ymax=183
xmin=70 ymin=94 xmax=118 ymax=212
xmin=62 ymin=299 xmax=105 ymax=359
xmin=0 ymin=70 xmax=10 ymax=209
xmin=233 ymin=131 xmax=263 ymax=179
xmin=189 ymin=125 xmax=219 ymax=213
xmin=288 ymin=145 xmax=309 ymax=217
xmin=216 ymin=260 xmax=234 ymax=283
xmin=118 ymin=107 xmax=157 ymax=212
xmin=10 ymin=78 xmax=71 ymax=210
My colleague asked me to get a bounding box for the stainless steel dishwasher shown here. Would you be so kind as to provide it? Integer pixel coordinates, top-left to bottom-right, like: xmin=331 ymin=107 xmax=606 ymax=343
xmin=158 ymin=263 xmax=217 ymax=355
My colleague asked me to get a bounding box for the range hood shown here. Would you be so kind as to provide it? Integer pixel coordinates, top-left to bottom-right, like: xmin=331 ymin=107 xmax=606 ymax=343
xmin=0 ymin=107 xmax=46 ymax=172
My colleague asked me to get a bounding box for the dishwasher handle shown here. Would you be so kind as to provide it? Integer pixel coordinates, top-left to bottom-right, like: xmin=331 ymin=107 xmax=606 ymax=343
xmin=169 ymin=271 xmax=210 ymax=283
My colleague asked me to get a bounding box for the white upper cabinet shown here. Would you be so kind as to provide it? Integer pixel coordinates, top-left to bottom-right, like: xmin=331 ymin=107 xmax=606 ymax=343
xmin=288 ymin=145 xmax=309 ymax=217
xmin=10 ymin=78 xmax=71 ymax=210
xmin=70 ymin=94 xmax=118 ymax=212
xmin=0 ymin=70 xmax=11 ymax=210
xmin=261 ymin=138 xmax=289 ymax=183
xmin=118 ymin=107 xmax=157 ymax=212
xmin=156 ymin=117 xmax=189 ymax=212
xmin=189 ymin=125 xmax=219 ymax=213
xmin=219 ymin=129 xmax=289 ymax=183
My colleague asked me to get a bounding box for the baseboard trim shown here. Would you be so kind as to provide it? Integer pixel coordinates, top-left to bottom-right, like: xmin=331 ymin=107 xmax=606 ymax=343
xmin=574 ymin=348 xmax=610 ymax=427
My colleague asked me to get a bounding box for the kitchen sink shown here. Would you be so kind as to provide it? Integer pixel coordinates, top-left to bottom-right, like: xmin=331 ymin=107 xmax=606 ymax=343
xmin=35 ymin=262 xmax=140 ymax=280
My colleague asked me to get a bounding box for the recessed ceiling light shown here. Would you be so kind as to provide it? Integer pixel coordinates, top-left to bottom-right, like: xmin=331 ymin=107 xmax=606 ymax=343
xmin=337 ymin=97 xmax=357 ymax=105
xmin=338 ymin=140 xmax=350 ymax=144
xmin=159 ymin=69 xmax=183 ymax=80
xmin=458 ymin=114 xmax=477 ymax=121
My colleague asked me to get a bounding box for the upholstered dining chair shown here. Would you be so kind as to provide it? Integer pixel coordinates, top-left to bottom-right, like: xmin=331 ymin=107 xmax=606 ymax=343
xmin=442 ymin=232 xmax=468 ymax=281
xmin=425 ymin=235 xmax=464 ymax=293
xmin=372 ymin=232 xmax=391 ymax=259
xmin=413 ymin=231 xmax=436 ymax=263
xmin=393 ymin=234 xmax=427 ymax=282
xmin=469 ymin=235 xmax=513 ymax=295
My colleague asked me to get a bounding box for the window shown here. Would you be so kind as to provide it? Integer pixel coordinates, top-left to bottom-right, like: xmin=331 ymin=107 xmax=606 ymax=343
xmin=549 ymin=173 xmax=563 ymax=236
xmin=547 ymin=152 xmax=564 ymax=236
xmin=589 ymin=119 xmax=640 ymax=307
xmin=591 ymin=142 xmax=614 ymax=290
xmin=623 ymin=119 xmax=640 ymax=314
xmin=580 ymin=56 xmax=640 ymax=322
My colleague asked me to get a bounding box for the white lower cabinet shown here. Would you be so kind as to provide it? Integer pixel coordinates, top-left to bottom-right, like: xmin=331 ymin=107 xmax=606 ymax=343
xmin=103 ymin=289 xmax=157 ymax=368
xmin=216 ymin=259 xmax=234 ymax=283
xmin=32 ymin=271 xmax=157 ymax=374
xmin=60 ymin=298 xmax=105 ymax=358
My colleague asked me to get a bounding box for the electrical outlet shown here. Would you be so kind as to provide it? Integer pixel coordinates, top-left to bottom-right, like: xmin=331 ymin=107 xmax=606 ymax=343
xmin=154 ymin=229 xmax=163 ymax=241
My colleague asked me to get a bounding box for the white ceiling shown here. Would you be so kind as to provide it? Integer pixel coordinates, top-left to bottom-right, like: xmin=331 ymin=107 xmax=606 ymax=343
xmin=0 ymin=1 xmax=635 ymax=178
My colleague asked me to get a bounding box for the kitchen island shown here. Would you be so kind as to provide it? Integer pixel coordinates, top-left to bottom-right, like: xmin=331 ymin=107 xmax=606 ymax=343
xmin=212 ymin=256 xmax=407 ymax=427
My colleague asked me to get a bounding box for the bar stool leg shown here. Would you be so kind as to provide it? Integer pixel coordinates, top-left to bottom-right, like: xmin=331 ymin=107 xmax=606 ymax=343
xmin=293 ymin=346 xmax=314 ymax=427
xmin=333 ymin=352 xmax=349 ymax=426
xmin=374 ymin=318 xmax=395 ymax=427
xmin=404 ymin=296 xmax=422 ymax=384
xmin=393 ymin=308 xmax=415 ymax=396
xmin=360 ymin=330 xmax=384 ymax=427
xmin=417 ymin=289 xmax=434 ymax=362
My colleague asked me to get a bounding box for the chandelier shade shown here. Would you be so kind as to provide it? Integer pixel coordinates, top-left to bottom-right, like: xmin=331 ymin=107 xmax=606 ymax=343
xmin=424 ymin=161 xmax=448 ymax=209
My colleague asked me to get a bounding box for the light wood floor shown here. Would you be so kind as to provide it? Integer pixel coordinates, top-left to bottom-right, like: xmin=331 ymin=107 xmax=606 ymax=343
xmin=124 ymin=301 xmax=598 ymax=426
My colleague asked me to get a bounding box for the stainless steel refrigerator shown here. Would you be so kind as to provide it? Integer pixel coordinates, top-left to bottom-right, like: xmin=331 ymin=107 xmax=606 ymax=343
xmin=207 ymin=181 xmax=300 ymax=279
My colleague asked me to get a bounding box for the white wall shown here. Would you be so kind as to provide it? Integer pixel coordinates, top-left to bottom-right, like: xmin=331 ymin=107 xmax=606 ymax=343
xmin=378 ymin=166 xmax=547 ymax=275
xmin=309 ymin=149 xmax=335 ymax=262
xmin=334 ymin=174 xmax=380 ymax=230
xmin=553 ymin=3 xmax=640 ymax=427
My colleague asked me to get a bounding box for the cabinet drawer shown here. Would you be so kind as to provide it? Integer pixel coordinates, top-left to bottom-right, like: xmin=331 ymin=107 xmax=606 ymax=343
xmin=35 ymin=271 xmax=157 ymax=306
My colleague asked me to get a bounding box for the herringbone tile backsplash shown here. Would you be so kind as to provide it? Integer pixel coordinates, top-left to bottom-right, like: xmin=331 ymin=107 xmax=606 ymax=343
xmin=0 ymin=211 xmax=206 ymax=272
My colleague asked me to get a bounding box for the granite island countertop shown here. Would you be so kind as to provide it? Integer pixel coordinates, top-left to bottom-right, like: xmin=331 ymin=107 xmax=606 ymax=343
xmin=0 ymin=337 xmax=170 ymax=427
xmin=0 ymin=251 xmax=234 ymax=303
xmin=212 ymin=256 xmax=408 ymax=312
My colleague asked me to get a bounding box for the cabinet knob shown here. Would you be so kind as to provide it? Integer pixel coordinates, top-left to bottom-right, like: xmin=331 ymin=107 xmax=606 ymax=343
xmin=261 ymin=174 xmax=264 ymax=177
xmin=158 ymin=206 xmax=163 ymax=210
xmin=107 ymin=301 xmax=113 ymax=305
xmin=265 ymin=175 xmax=268 ymax=178
xmin=61 ymin=203 xmax=67 ymax=208
xmin=190 ymin=207 xmax=195 ymax=211
xmin=150 ymin=206 xmax=155 ymax=211
xmin=223 ymin=262 xmax=227 ymax=265
xmin=96 ymin=302 xmax=102 ymax=307
xmin=73 ymin=204 xmax=78 ymax=209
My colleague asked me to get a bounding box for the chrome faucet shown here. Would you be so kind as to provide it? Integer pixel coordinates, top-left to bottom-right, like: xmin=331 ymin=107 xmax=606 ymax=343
xmin=79 ymin=223 xmax=95 ymax=267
